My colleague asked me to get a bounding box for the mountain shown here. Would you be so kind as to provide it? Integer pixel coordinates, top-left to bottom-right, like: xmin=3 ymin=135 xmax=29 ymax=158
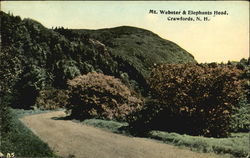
xmin=70 ymin=26 xmax=195 ymax=78
xmin=0 ymin=11 xmax=196 ymax=108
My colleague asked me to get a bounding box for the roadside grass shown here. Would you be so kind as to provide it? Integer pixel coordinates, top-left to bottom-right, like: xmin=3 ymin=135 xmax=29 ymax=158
xmin=0 ymin=108 xmax=58 ymax=157
xmin=74 ymin=119 xmax=128 ymax=134
xmin=77 ymin=118 xmax=249 ymax=158
xmin=148 ymin=131 xmax=249 ymax=158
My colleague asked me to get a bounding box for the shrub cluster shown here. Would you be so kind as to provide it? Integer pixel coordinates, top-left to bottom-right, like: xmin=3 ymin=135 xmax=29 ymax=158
xmin=66 ymin=72 xmax=143 ymax=121
xmin=36 ymin=88 xmax=69 ymax=110
xmin=128 ymin=63 xmax=245 ymax=137
xmin=231 ymin=95 xmax=250 ymax=132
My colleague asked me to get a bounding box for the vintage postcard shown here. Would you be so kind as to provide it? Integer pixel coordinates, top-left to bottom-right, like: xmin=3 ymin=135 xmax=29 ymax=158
xmin=0 ymin=1 xmax=249 ymax=158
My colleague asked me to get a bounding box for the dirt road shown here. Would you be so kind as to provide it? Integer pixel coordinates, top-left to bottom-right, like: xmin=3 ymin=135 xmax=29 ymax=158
xmin=20 ymin=111 xmax=226 ymax=158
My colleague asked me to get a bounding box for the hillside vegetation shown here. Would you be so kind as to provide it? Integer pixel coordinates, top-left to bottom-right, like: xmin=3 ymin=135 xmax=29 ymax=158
xmin=1 ymin=11 xmax=195 ymax=109
xmin=71 ymin=27 xmax=195 ymax=78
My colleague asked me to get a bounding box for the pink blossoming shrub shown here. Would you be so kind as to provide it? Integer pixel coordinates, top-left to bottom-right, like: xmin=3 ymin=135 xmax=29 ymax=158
xmin=66 ymin=72 xmax=143 ymax=121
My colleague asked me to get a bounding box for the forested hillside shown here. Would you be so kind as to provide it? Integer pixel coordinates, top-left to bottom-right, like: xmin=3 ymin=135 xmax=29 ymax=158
xmin=0 ymin=11 xmax=196 ymax=110
xmin=69 ymin=27 xmax=195 ymax=78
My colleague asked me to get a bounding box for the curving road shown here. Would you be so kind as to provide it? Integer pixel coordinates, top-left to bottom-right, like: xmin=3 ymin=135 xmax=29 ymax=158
xmin=20 ymin=111 xmax=227 ymax=158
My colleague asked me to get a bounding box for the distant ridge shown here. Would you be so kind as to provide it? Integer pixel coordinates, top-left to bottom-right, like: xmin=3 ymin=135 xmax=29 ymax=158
xmin=71 ymin=26 xmax=196 ymax=77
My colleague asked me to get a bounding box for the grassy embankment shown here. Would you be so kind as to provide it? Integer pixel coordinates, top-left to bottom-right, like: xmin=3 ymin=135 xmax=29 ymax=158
xmin=0 ymin=109 xmax=58 ymax=157
xmin=75 ymin=118 xmax=249 ymax=158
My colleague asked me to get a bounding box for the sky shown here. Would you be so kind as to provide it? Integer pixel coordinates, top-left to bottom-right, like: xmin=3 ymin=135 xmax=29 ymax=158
xmin=1 ymin=1 xmax=249 ymax=63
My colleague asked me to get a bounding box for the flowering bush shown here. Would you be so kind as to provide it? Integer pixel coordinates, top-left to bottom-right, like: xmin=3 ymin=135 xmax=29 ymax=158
xmin=128 ymin=63 xmax=245 ymax=137
xmin=66 ymin=72 xmax=143 ymax=121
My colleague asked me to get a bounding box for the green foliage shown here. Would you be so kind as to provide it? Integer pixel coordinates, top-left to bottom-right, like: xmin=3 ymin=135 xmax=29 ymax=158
xmin=53 ymin=59 xmax=81 ymax=88
xmin=129 ymin=63 xmax=245 ymax=137
xmin=0 ymin=48 xmax=23 ymax=92
xmin=237 ymin=58 xmax=250 ymax=102
xmin=66 ymin=72 xmax=143 ymax=121
xmin=0 ymin=45 xmax=23 ymax=135
xmin=0 ymin=11 xmax=117 ymax=108
xmin=148 ymin=131 xmax=248 ymax=157
xmin=12 ymin=65 xmax=51 ymax=109
xmin=74 ymin=26 xmax=196 ymax=74
xmin=231 ymin=95 xmax=250 ymax=132
xmin=0 ymin=109 xmax=55 ymax=157
xmin=36 ymin=88 xmax=69 ymax=110
xmin=0 ymin=103 xmax=14 ymax=134
xmin=227 ymin=58 xmax=250 ymax=132
xmin=81 ymin=119 xmax=128 ymax=133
